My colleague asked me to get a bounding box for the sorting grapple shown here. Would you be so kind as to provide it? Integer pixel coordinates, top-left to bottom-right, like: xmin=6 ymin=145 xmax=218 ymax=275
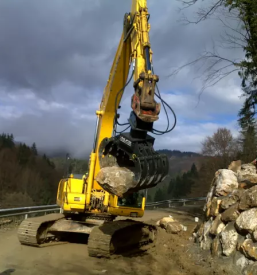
xmin=98 ymin=131 xmax=169 ymax=194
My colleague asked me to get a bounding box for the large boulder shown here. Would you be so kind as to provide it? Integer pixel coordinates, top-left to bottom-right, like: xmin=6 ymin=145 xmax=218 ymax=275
xmin=235 ymin=208 xmax=257 ymax=234
xmin=95 ymin=166 xmax=137 ymax=197
xmin=221 ymin=203 xmax=240 ymax=223
xmin=210 ymin=214 xmax=225 ymax=235
xmin=237 ymin=163 xmax=257 ymax=188
xmin=220 ymin=189 xmax=244 ymax=210
xmin=209 ymin=197 xmax=222 ymax=217
xmin=220 ymin=222 xmax=238 ymax=256
xmin=200 ymin=219 xmax=213 ymax=250
xmin=156 ymin=217 xmax=185 ymax=235
xmin=214 ymin=169 xmax=238 ymax=196
xmin=211 ymin=234 xmax=222 ymax=257
xmin=166 ymin=222 xmax=183 ymax=234
xmin=228 ymin=160 xmax=241 ymax=173
xmin=239 ymin=185 xmax=257 ymax=210
xmin=240 ymin=239 xmax=257 ymax=261
xmin=204 ymin=186 xmax=215 ymax=213
xmin=159 ymin=217 xmax=176 ymax=229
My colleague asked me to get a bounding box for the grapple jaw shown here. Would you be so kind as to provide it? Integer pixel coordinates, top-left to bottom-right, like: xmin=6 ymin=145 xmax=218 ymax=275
xmin=98 ymin=131 xmax=169 ymax=195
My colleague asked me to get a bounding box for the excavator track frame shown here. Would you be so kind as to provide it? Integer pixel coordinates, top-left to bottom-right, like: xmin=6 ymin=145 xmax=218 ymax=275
xmin=88 ymin=219 xmax=157 ymax=258
xmin=17 ymin=213 xmax=66 ymax=247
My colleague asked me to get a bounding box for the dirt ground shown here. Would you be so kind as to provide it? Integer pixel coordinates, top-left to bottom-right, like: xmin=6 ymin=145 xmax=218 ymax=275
xmin=0 ymin=208 xmax=241 ymax=275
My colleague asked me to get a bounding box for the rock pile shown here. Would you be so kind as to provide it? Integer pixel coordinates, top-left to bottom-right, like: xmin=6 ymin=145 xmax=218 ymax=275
xmin=194 ymin=160 xmax=257 ymax=273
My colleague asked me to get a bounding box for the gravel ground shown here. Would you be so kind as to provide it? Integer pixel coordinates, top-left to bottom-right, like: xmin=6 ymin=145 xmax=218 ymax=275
xmin=0 ymin=208 xmax=241 ymax=275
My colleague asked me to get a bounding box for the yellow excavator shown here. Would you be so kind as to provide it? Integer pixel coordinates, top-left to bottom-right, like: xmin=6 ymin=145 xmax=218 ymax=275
xmin=17 ymin=0 xmax=172 ymax=258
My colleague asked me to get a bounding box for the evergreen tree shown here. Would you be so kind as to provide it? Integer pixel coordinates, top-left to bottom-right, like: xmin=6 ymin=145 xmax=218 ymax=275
xmin=31 ymin=142 xmax=38 ymax=156
xmin=168 ymin=178 xmax=176 ymax=194
xmin=171 ymin=175 xmax=180 ymax=198
xmin=238 ymin=90 xmax=257 ymax=162
xmin=18 ymin=143 xmax=31 ymax=165
xmin=239 ymin=125 xmax=257 ymax=162
xmin=190 ymin=163 xmax=198 ymax=177
xmin=0 ymin=133 xmax=15 ymax=149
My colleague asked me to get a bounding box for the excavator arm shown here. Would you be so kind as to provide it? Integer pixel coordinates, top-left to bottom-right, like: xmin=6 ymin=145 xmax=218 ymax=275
xmin=86 ymin=0 xmax=169 ymax=210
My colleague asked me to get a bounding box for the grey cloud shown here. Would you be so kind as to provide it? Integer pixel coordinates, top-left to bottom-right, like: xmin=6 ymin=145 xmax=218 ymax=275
xmin=1 ymin=110 xmax=95 ymax=158
xmin=0 ymin=0 xmax=131 ymax=93
xmin=0 ymin=0 xmax=244 ymax=156
xmin=0 ymin=0 xmax=241 ymax=95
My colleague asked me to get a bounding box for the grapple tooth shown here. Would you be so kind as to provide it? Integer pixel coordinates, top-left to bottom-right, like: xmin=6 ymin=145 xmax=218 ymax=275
xmin=98 ymin=132 xmax=169 ymax=193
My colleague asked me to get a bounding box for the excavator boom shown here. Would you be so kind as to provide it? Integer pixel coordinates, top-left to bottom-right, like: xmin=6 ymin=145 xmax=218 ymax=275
xmin=86 ymin=0 xmax=169 ymax=206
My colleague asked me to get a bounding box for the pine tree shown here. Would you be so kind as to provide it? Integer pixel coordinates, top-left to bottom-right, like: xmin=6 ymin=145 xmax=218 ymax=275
xmin=238 ymin=89 xmax=257 ymax=163
xmin=239 ymin=125 xmax=257 ymax=163
xmin=190 ymin=163 xmax=198 ymax=177
xmin=173 ymin=175 xmax=182 ymax=198
xmin=168 ymin=178 xmax=176 ymax=194
xmin=0 ymin=133 xmax=15 ymax=149
xmin=18 ymin=143 xmax=31 ymax=165
xmin=31 ymin=142 xmax=38 ymax=156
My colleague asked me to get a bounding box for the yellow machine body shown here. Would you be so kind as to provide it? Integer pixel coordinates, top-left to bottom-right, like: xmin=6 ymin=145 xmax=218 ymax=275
xmin=56 ymin=0 xmax=154 ymax=219
xmin=57 ymin=175 xmax=145 ymax=217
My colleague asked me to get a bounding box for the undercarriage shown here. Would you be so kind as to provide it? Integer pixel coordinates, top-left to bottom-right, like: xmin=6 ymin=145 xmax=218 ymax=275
xmin=17 ymin=213 xmax=157 ymax=258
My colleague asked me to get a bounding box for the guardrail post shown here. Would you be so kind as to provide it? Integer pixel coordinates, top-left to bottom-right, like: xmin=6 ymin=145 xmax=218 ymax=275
xmin=169 ymin=203 xmax=171 ymax=208
xmin=183 ymin=200 xmax=186 ymax=206
xmin=25 ymin=214 xmax=28 ymax=219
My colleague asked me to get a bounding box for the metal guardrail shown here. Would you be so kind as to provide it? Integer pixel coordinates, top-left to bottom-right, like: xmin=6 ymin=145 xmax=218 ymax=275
xmin=0 ymin=204 xmax=61 ymax=219
xmin=0 ymin=197 xmax=207 ymax=219
xmin=145 ymin=197 xmax=206 ymax=207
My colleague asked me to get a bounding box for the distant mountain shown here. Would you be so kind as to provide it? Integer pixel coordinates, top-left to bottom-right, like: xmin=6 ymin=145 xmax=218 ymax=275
xmin=49 ymin=149 xmax=201 ymax=159
xmin=50 ymin=148 xmax=205 ymax=190
xmin=157 ymin=149 xmax=201 ymax=158
xmin=50 ymin=148 xmax=211 ymax=201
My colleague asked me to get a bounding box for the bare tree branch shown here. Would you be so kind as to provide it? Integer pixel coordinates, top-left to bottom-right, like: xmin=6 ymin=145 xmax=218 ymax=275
xmin=201 ymin=127 xmax=238 ymax=160
xmin=168 ymin=1 xmax=252 ymax=106
xmin=177 ymin=0 xmax=226 ymax=24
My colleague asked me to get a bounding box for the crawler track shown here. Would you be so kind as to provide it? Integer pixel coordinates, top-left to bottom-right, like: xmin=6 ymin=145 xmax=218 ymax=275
xmin=17 ymin=213 xmax=65 ymax=247
xmin=88 ymin=219 xmax=157 ymax=258
xmin=18 ymin=214 xmax=157 ymax=258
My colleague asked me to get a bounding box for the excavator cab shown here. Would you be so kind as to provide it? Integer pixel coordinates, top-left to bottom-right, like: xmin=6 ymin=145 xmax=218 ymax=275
xmin=117 ymin=192 xmax=143 ymax=208
xmin=56 ymin=173 xmax=86 ymax=213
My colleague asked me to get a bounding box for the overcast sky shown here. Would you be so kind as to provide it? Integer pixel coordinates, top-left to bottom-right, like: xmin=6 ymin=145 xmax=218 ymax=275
xmin=0 ymin=0 xmax=245 ymax=158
